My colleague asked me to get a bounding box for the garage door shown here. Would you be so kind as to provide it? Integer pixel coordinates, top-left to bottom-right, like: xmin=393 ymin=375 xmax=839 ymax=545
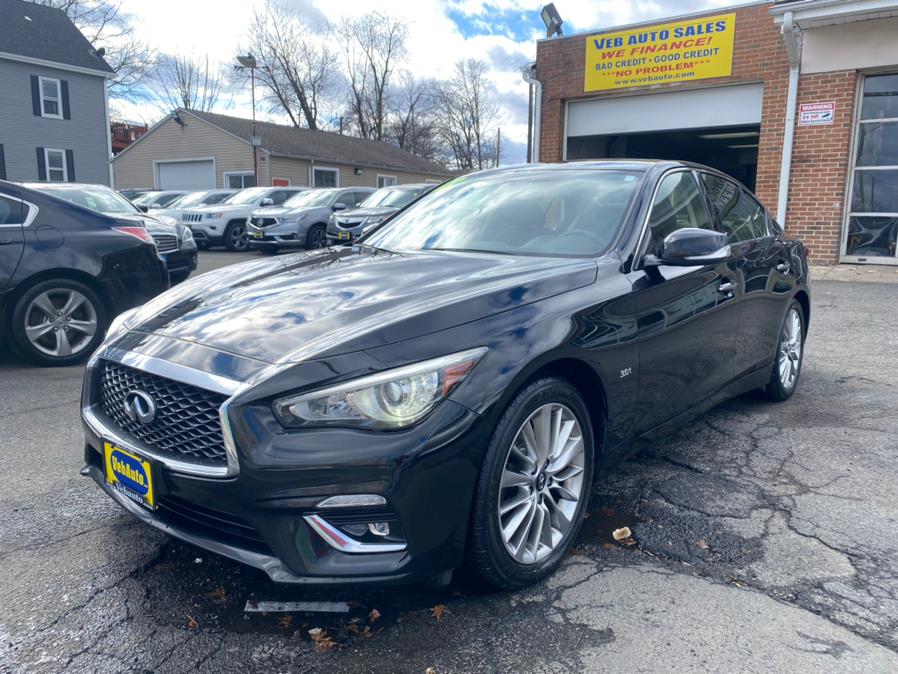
xmin=156 ymin=160 xmax=215 ymax=190
xmin=566 ymin=83 xmax=764 ymax=137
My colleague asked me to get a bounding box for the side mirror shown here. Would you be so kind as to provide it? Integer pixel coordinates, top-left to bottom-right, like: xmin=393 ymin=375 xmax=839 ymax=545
xmin=260 ymin=198 xmax=274 ymax=207
xmin=333 ymin=202 xmax=347 ymax=211
xmin=646 ymin=228 xmax=730 ymax=267
xmin=137 ymin=204 xmax=149 ymax=213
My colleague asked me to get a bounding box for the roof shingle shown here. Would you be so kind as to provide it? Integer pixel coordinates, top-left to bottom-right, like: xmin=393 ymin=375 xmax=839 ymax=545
xmin=0 ymin=0 xmax=114 ymax=74
xmin=185 ymin=109 xmax=453 ymax=176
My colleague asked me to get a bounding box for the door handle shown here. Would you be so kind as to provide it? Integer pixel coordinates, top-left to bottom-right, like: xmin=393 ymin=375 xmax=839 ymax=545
xmin=0 ymin=239 xmax=17 ymax=246
xmin=718 ymin=281 xmax=736 ymax=294
xmin=776 ymin=262 xmax=790 ymax=274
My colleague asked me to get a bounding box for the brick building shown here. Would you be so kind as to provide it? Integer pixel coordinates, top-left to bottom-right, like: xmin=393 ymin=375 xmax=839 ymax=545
xmin=532 ymin=0 xmax=898 ymax=265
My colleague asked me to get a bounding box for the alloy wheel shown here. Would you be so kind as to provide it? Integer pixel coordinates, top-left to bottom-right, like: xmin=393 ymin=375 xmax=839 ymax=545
xmin=308 ymin=226 xmax=327 ymax=249
xmin=496 ymin=403 xmax=586 ymax=565
xmin=24 ymin=289 xmax=98 ymax=358
xmin=229 ymin=224 xmax=248 ymax=251
xmin=778 ymin=307 xmax=802 ymax=390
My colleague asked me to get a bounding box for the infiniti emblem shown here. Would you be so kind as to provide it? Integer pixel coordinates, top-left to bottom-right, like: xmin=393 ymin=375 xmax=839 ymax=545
xmin=123 ymin=390 xmax=157 ymax=425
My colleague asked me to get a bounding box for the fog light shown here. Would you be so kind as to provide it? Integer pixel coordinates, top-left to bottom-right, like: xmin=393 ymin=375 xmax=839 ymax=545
xmin=343 ymin=523 xmax=368 ymax=537
xmin=368 ymin=522 xmax=390 ymax=537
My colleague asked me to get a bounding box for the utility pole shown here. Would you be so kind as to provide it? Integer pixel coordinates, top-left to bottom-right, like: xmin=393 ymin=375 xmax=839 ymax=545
xmin=496 ymin=128 xmax=501 ymax=167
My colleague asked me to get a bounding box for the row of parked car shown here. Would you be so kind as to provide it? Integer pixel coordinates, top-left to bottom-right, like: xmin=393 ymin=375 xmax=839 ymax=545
xmin=0 ymin=179 xmax=439 ymax=366
xmin=122 ymin=183 xmax=438 ymax=253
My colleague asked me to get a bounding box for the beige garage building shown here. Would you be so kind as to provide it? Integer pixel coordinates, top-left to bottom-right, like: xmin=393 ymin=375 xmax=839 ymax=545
xmin=112 ymin=108 xmax=453 ymax=191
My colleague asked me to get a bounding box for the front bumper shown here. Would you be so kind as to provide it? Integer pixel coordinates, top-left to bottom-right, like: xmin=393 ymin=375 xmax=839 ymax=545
xmin=246 ymin=222 xmax=306 ymax=249
xmin=80 ymin=349 xmax=487 ymax=585
xmin=161 ymin=247 xmax=198 ymax=282
xmin=190 ymin=221 xmax=224 ymax=245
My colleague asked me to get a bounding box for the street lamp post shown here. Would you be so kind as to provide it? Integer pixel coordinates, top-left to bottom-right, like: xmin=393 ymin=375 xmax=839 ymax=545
xmin=236 ymin=54 xmax=258 ymax=186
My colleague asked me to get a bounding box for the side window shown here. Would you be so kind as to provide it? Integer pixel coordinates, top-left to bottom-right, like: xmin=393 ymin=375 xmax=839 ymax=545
xmin=268 ymin=190 xmax=290 ymax=205
xmin=353 ymin=191 xmax=372 ymax=206
xmin=0 ymin=196 xmax=23 ymax=225
xmin=647 ymin=172 xmax=713 ymax=257
xmin=702 ymin=174 xmax=768 ymax=242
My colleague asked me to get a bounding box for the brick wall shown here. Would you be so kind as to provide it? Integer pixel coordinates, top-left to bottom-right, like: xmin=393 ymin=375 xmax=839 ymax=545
xmin=535 ymin=3 xmax=852 ymax=264
xmin=785 ymin=70 xmax=857 ymax=263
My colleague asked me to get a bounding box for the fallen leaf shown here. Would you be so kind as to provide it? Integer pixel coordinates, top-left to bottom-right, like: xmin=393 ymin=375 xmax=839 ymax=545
xmin=431 ymin=604 xmax=449 ymax=621
xmin=612 ymin=527 xmax=632 ymax=541
xmin=279 ymin=615 xmax=293 ymax=629
xmin=696 ymin=540 xmax=710 ymax=550
xmin=369 ymin=608 xmax=381 ymax=623
xmin=308 ymin=627 xmax=336 ymax=651
xmin=426 ymin=668 xmax=437 ymax=674
xmin=204 ymin=587 xmax=226 ymax=601
xmin=186 ymin=615 xmax=198 ymax=630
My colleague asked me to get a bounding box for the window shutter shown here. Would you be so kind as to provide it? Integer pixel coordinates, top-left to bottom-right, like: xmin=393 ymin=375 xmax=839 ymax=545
xmin=0 ymin=145 xmax=6 ymax=180
xmin=36 ymin=147 xmax=46 ymax=181
xmin=65 ymin=149 xmax=75 ymax=182
xmin=31 ymin=76 xmax=41 ymax=116
xmin=61 ymin=80 xmax=71 ymax=119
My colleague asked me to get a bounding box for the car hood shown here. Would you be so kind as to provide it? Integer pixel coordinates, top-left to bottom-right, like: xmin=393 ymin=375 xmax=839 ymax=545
xmin=250 ymin=205 xmax=321 ymax=217
xmin=122 ymin=246 xmax=597 ymax=364
xmin=338 ymin=207 xmax=397 ymax=219
xmin=103 ymin=211 xmax=175 ymax=234
xmin=189 ymin=203 xmax=252 ymax=214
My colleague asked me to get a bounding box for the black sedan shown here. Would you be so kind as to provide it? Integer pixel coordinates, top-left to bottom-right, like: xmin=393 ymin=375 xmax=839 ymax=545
xmin=0 ymin=180 xmax=168 ymax=366
xmin=80 ymin=161 xmax=809 ymax=589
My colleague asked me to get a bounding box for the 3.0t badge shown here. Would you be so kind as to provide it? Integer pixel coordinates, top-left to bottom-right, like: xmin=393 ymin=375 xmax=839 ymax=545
xmin=123 ymin=390 xmax=157 ymax=425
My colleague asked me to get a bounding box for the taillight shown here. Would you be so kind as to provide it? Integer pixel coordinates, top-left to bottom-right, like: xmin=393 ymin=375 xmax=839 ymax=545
xmin=113 ymin=226 xmax=154 ymax=243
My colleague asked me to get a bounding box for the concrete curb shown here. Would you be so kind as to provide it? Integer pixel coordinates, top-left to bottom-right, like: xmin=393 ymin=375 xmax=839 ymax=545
xmin=810 ymin=264 xmax=898 ymax=284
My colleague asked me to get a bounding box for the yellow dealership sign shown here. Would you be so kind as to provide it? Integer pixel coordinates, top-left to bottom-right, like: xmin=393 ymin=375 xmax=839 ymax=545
xmin=584 ymin=13 xmax=736 ymax=92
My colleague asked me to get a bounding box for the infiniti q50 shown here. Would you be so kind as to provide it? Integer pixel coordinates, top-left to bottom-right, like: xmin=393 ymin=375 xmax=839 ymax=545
xmin=80 ymin=161 xmax=810 ymax=589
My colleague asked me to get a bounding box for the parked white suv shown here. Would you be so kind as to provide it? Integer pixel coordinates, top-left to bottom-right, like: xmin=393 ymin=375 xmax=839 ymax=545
xmin=182 ymin=186 xmax=305 ymax=251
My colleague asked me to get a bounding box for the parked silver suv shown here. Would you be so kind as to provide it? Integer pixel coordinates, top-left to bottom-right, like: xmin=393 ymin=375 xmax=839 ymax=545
xmin=246 ymin=187 xmax=376 ymax=252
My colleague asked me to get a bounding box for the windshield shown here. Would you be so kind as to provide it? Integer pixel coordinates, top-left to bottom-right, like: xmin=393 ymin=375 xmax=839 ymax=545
xmin=360 ymin=187 xmax=422 ymax=209
xmin=131 ymin=192 xmax=161 ymax=206
xmin=224 ymin=187 xmax=271 ymax=205
xmin=284 ymin=189 xmax=335 ymax=208
xmin=365 ymin=169 xmax=641 ymax=257
xmin=170 ymin=192 xmax=210 ymax=208
xmin=43 ymin=186 xmax=138 ymax=214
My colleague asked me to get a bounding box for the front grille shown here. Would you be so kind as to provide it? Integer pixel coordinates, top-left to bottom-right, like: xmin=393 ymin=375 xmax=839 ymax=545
xmin=336 ymin=219 xmax=363 ymax=228
xmin=153 ymin=234 xmax=178 ymax=253
xmin=183 ymin=212 xmax=203 ymax=224
xmin=100 ymin=361 xmax=229 ymax=467
xmin=253 ymin=217 xmax=277 ymax=227
xmin=157 ymin=496 xmax=270 ymax=553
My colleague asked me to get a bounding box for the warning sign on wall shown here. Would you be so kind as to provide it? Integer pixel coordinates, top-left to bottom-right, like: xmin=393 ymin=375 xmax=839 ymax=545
xmin=798 ymin=102 xmax=835 ymax=126
xmin=584 ymin=13 xmax=736 ymax=92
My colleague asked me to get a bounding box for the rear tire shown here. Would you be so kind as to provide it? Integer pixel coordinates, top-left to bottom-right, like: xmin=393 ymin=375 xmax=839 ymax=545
xmin=224 ymin=221 xmax=249 ymax=252
xmin=11 ymin=278 xmax=106 ymax=366
xmin=467 ymin=377 xmax=594 ymax=589
xmin=761 ymin=299 xmax=805 ymax=401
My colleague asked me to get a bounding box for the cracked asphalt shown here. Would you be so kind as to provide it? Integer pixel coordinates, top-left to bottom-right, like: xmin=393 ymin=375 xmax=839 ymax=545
xmin=2 ymin=262 xmax=898 ymax=672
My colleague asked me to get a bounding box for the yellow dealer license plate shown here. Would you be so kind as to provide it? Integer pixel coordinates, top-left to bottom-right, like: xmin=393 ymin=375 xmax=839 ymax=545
xmin=104 ymin=442 xmax=156 ymax=510
xmin=338 ymin=231 xmax=351 ymax=240
xmin=252 ymin=230 xmax=264 ymax=238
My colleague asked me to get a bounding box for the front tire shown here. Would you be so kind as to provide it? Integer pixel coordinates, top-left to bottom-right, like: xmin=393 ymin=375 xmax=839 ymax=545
xmin=305 ymin=224 xmax=327 ymax=249
xmin=468 ymin=377 xmax=594 ymax=589
xmin=224 ymin=221 xmax=249 ymax=252
xmin=762 ymin=299 xmax=805 ymax=401
xmin=11 ymin=279 xmax=106 ymax=366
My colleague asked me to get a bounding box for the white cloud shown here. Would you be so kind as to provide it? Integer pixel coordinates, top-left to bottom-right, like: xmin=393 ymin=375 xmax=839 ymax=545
xmin=116 ymin=0 xmax=737 ymax=164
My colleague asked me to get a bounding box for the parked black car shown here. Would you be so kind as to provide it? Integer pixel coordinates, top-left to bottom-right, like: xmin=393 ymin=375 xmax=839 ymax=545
xmin=26 ymin=183 xmax=198 ymax=284
xmin=326 ymin=182 xmax=438 ymax=244
xmin=0 ymin=180 xmax=168 ymax=366
xmin=80 ymin=161 xmax=810 ymax=589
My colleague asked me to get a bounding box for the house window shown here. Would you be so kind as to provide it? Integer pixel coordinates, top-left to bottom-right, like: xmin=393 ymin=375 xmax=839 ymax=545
xmin=39 ymin=77 xmax=62 ymax=118
xmin=225 ymin=172 xmax=255 ymax=189
xmin=844 ymin=73 xmax=898 ymax=261
xmin=45 ymin=148 xmax=67 ymax=182
xmin=377 ymin=175 xmax=397 ymax=188
xmin=313 ymin=167 xmax=339 ymax=187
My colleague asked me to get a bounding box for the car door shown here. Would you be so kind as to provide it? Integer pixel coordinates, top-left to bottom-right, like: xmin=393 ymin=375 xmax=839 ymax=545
xmin=0 ymin=194 xmax=26 ymax=290
xmin=701 ymin=173 xmax=791 ymax=379
xmin=630 ymin=170 xmax=741 ymax=433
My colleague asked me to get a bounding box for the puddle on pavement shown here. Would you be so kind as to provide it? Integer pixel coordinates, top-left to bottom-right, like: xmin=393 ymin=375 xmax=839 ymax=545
xmin=574 ymin=500 xmax=642 ymax=553
xmin=139 ymin=539 xmax=491 ymax=648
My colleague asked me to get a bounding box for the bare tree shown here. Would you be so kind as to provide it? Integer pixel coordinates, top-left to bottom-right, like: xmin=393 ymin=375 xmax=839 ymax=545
xmin=340 ymin=12 xmax=408 ymax=141
xmin=151 ymin=54 xmax=225 ymax=112
xmin=30 ymin=0 xmax=153 ymax=99
xmin=245 ymin=1 xmax=337 ymax=130
xmin=387 ymin=73 xmax=441 ymax=161
xmin=436 ymin=60 xmax=501 ymax=170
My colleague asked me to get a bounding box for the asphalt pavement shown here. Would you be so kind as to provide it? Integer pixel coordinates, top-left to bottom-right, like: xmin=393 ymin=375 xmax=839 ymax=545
xmin=2 ymin=253 xmax=898 ymax=672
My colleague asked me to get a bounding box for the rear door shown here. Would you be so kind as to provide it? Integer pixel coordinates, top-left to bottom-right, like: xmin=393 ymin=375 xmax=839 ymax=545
xmin=701 ymin=173 xmax=791 ymax=378
xmin=631 ymin=170 xmax=741 ymax=433
xmin=0 ymin=194 xmax=26 ymax=289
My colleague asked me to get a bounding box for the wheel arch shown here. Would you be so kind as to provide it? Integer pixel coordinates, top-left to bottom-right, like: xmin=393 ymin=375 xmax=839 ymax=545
xmin=794 ymin=289 xmax=810 ymax=331
xmin=3 ymin=268 xmax=109 ymax=319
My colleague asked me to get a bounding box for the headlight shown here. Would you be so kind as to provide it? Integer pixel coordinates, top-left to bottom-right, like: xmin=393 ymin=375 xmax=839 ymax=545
xmin=363 ymin=215 xmax=386 ymax=226
xmin=273 ymin=347 xmax=487 ymax=429
xmin=105 ymin=306 xmax=139 ymax=341
xmin=180 ymin=226 xmax=194 ymax=242
xmin=279 ymin=213 xmax=307 ymax=225
xmin=205 ymin=212 xmax=223 ymax=220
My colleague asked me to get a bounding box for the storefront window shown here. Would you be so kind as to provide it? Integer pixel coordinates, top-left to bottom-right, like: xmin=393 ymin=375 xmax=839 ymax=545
xmin=845 ymin=74 xmax=898 ymax=259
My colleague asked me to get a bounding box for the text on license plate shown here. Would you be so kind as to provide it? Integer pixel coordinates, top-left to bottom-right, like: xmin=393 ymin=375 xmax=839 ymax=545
xmin=252 ymin=230 xmax=264 ymax=238
xmin=104 ymin=441 xmax=156 ymax=510
xmin=338 ymin=231 xmax=351 ymax=240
